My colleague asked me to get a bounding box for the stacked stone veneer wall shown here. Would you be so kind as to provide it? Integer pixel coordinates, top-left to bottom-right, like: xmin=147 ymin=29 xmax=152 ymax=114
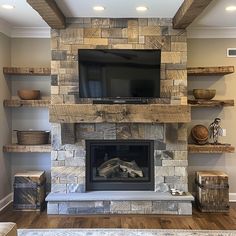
xmin=49 ymin=18 xmax=189 ymax=214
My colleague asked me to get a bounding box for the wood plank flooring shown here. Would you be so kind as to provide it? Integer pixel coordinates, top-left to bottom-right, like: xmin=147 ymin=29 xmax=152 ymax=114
xmin=1 ymin=204 xmax=236 ymax=230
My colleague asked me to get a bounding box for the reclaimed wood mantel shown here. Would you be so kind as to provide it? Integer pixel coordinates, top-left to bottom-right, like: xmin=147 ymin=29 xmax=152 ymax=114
xmin=49 ymin=104 xmax=191 ymax=123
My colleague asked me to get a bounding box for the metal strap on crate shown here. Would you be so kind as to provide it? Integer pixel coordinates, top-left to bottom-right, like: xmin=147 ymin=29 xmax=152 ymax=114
xmin=195 ymin=179 xmax=229 ymax=189
xmin=13 ymin=179 xmax=46 ymax=189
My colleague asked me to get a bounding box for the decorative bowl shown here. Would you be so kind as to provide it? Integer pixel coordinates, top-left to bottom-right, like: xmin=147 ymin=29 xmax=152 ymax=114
xmin=17 ymin=90 xmax=40 ymax=100
xmin=193 ymin=89 xmax=216 ymax=100
xmin=191 ymin=125 xmax=209 ymax=145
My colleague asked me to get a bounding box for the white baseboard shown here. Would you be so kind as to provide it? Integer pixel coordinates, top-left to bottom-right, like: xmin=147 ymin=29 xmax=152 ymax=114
xmin=229 ymin=193 xmax=236 ymax=202
xmin=0 ymin=193 xmax=13 ymax=212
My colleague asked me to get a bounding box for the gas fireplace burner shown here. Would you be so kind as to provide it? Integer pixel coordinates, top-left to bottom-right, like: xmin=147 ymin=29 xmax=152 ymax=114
xmin=86 ymin=140 xmax=154 ymax=191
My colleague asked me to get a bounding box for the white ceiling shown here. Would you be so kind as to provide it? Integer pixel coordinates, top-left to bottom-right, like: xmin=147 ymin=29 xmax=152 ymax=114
xmin=0 ymin=0 xmax=48 ymax=27
xmin=0 ymin=0 xmax=236 ymax=38
xmin=55 ymin=0 xmax=184 ymax=18
xmin=190 ymin=0 xmax=236 ymax=27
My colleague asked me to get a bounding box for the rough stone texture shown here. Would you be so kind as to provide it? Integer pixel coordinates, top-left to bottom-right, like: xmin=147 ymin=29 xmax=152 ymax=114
xmin=49 ymin=18 xmax=190 ymax=215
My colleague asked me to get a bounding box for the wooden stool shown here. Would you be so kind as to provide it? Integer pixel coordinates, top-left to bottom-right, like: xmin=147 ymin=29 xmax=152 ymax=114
xmin=13 ymin=171 xmax=46 ymax=211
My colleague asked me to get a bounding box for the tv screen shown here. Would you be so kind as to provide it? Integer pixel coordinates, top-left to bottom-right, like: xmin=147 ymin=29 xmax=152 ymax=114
xmin=78 ymin=49 xmax=161 ymax=99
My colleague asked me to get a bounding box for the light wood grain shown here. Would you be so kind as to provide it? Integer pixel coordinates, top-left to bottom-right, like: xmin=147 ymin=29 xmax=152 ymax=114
xmin=4 ymin=99 xmax=50 ymax=108
xmin=3 ymin=67 xmax=51 ymax=75
xmin=187 ymin=66 xmax=234 ymax=76
xmin=3 ymin=144 xmax=51 ymax=153
xmin=173 ymin=0 xmax=214 ymax=29
xmin=188 ymin=144 xmax=235 ymax=153
xmin=49 ymin=104 xmax=191 ymax=123
xmin=188 ymin=100 xmax=234 ymax=107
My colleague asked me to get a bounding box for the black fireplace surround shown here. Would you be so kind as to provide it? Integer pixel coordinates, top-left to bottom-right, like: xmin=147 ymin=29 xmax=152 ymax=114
xmin=86 ymin=140 xmax=154 ymax=191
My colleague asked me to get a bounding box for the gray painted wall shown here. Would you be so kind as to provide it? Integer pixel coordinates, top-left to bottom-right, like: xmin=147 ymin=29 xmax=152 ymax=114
xmin=0 ymin=32 xmax=12 ymax=204
xmin=187 ymin=38 xmax=236 ymax=198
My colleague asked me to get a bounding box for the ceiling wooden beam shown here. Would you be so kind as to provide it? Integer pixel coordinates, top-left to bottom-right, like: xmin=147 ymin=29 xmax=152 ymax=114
xmin=173 ymin=0 xmax=213 ymax=29
xmin=27 ymin=0 xmax=66 ymax=29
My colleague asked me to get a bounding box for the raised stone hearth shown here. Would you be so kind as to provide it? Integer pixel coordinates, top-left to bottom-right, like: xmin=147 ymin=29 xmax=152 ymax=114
xmin=48 ymin=17 xmax=193 ymax=215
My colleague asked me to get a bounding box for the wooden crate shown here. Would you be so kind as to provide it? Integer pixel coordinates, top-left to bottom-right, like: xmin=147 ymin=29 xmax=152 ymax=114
xmin=13 ymin=171 xmax=46 ymax=211
xmin=195 ymin=171 xmax=229 ymax=212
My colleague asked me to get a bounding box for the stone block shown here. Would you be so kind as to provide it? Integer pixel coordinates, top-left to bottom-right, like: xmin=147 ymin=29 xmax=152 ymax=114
xmin=51 ymin=86 xmax=59 ymax=95
xmin=52 ymin=160 xmax=65 ymax=167
xmin=51 ymin=151 xmax=58 ymax=161
xmin=171 ymin=35 xmax=187 ymax=42
xmin=67 ymin=183 xmax=85 ymax=193
xmin=166 ymin=70 xmax=187 ymax=80
xmin=110 ymin=19 xmax=128 ymax=28
xmin=155 ymin=166 xmax=174 ymax=176
xmin=51 ymin=123 xmax=61 ymax=150
xmin=145 ymin=36 xmax=171 ymax=51
xmin=155 ymin=183 xmax=169 ymax=192
xmin=84 ymin=28 xmax=101 ymax=38
xmin=51 ymin=75 xmax=58 ymax=86
xmin=47 ymin=203 xmax=59 ymax=214
xmin=162 ymin=160 xmax=188 ymax=167
xmin=178 ymin=202 xmax=192 ymax=215
xmin=164 ymin=176 xmax=187 ymax=184
xmin=112 ymin=44 xmax=133 ymax=49
xmin=128 ymin=20 xmax=139 ymax=43
xmin=51 ymin=95 xmax=64 ymax=104
xmin=175 ymin=167 xmax=187 ymax=177
xmin=144 ymin=124 xmax=164 ymax=140
xmin=65 ymin=156 xmax=85 ymax=167
xmin=174 ymin=151 xmax=187 ymax=160
xmin=154 ymin=176 xmax=164 ymax=185
xmin=140 ymin=26 xmax=161 ymax=36
xmin=59 ymin=203 xmax=68 ymax=214
xmin=61 ymin=123 xmax=76 ymax=144
xmin=51 ymin=184 xmax=67 ymax=193
xmin=116 ymin=124 xmax=145 ymax=139
xmin=154 ymin=141 xmax=166 ymax=150
xmin=84 ymin=38 xmax=108 ymax=45
xmin=131 ymin=201 xmax=152 ymax=213
xmin=61 ymin=28 xmax=84 ymax=44
xmin=51 ymin=50 xmax=67 ymax=60
xmin=171 ymin=42 xmax=187 ymax=52
xmin=74 ymin=146 xmax=86 ymax=157
xmin=161 ymin=150 xmax=174 ymax=160
xmin=161 ymin=52 xmax=181 ymax=64
xmin=95 ymin=124 xmax=116 ymax=139
xmin=138 ymin=18 xmax=148 ymax=26
xmin=102 ymin=28 xmax=123 ymax=38
xmin=152 ymin=201 xmax=178 ymax=214
xmin=110 ymin=201 xmax=131 ymax=212
xmin=108 ymin=38 xmax=128 ymax=44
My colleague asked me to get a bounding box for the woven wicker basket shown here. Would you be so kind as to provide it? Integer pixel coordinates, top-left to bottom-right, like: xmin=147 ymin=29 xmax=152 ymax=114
xmin=16 ymin=131 xmax=50 ymax=145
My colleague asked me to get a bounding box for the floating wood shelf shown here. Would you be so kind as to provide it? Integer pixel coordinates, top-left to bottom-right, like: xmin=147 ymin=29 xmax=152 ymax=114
xmin=188 ymin=99 xmax=234 ymax=107
xmin=3 ymin=67 xmax=51 ymax=76
xmin=188 ymin=144 xmax=235 ymax=153
xmin=4 ymin=99 xmax=50 ymax=108
xmin=187 ymin=66 xmax=234 ymax=76
xmin=49 ymin=104 xmax=191 ymax=123
xmin=3 ymin=144 xmax=51 ymax=153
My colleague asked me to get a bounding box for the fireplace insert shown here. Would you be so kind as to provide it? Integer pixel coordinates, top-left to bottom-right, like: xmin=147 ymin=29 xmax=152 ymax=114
xmin=86 ymin=140 xmax=154 ymax=191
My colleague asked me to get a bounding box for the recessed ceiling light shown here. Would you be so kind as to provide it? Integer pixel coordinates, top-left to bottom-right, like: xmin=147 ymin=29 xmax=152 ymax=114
xmin=136 ymin=6 xmax=148 ymax=12
xmin=225 ymin=5 xmax=236 ymax=11
xmin=1 ymin=4 xmax=15 ymax=9
xmin=93 ymin=6 xmax=105 ymax=11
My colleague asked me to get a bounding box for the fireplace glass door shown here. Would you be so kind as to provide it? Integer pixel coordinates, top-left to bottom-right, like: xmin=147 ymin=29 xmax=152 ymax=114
xmin=86 ymin=140 xmax=154 ymax=191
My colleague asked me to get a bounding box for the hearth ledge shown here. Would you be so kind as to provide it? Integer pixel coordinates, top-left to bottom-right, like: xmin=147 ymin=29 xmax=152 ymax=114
xmin=46 ymin=191 xmax=194 ymax=202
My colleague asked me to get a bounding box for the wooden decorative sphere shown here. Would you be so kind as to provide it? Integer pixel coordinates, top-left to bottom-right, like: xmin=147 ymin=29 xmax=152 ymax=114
xmin=191 ymin=125 xmax=209 ymax=145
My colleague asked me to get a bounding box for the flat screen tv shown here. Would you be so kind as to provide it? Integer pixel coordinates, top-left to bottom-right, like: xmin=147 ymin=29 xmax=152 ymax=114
xmin=78 ymin=49 xmax=161 ymax=99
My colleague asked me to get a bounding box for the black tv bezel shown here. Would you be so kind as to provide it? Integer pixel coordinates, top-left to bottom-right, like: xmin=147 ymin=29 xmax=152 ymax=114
xmin=78 ymin=49 xmax=161 ymax=100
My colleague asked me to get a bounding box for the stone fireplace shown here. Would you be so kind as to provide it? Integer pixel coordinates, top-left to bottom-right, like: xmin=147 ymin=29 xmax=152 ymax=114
xmin=46 ymin=17 xmax=193 ymax=215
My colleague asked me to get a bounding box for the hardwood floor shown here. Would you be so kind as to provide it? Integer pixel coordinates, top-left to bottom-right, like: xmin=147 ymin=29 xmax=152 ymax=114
xmin=1 ymin=204 xmax=236 ymax=230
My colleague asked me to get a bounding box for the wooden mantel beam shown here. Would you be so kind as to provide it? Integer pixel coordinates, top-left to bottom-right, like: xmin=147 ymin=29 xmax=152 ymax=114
xmin=27 ymin=0 xmax=66 ymax=29
xmin=173 ymin=0 xmax=213 ymax=29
